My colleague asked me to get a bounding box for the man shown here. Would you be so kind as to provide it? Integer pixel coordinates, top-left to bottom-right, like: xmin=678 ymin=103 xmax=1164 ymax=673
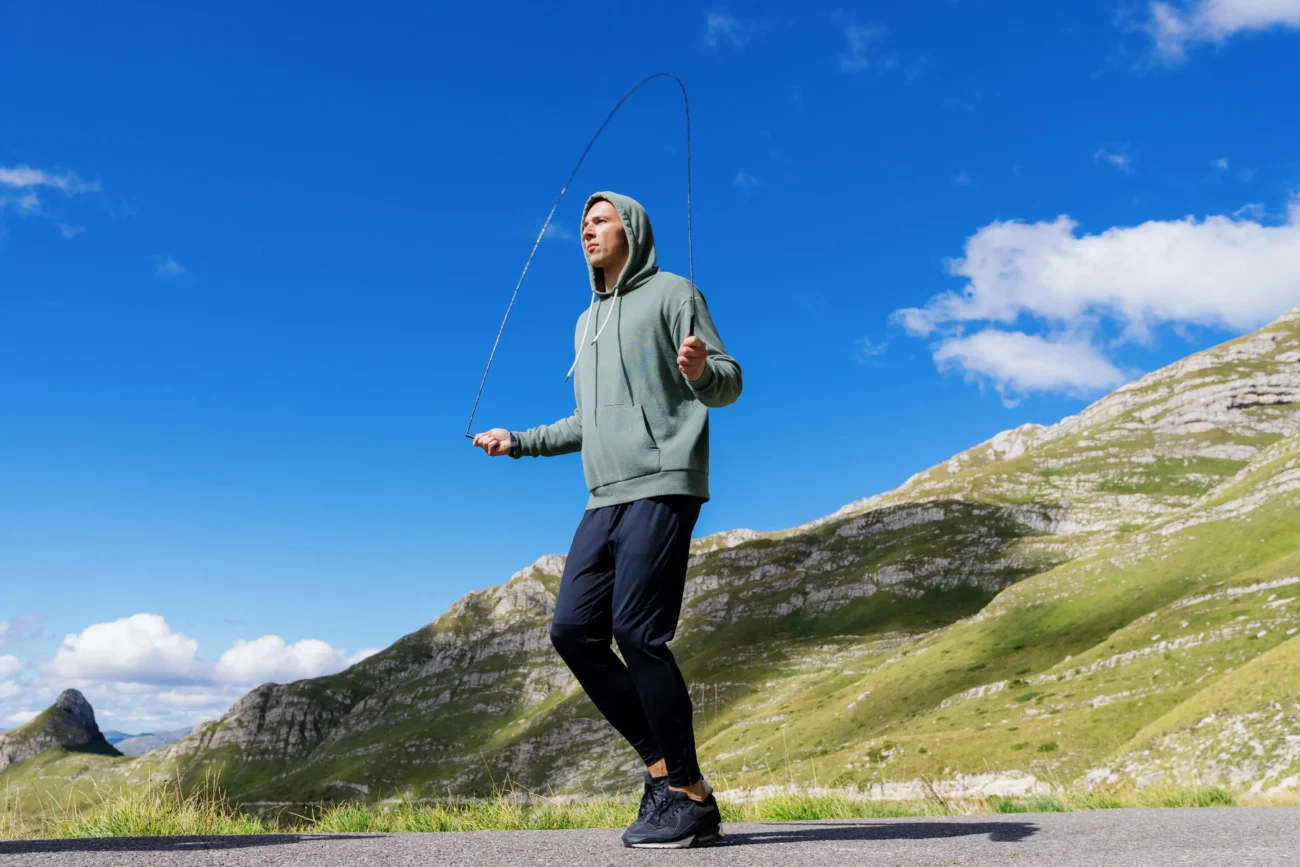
xmin=472 ymin=191 xmax=742 ymax=848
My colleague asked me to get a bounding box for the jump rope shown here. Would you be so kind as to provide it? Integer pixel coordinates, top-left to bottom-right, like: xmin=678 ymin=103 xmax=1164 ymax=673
xmin=464 ymin=72 xmax=697 ymax=440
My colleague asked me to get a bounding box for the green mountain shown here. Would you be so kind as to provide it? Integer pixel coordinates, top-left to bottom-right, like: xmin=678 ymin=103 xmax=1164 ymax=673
xmin=0 ymin=690 xmax=120 ymax=772
xmin=5 ymin=307 xmax=1300 ymax=806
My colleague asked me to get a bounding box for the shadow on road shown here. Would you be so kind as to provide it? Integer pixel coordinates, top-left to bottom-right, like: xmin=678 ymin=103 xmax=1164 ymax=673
xmin=0 ymin=834 xmax=377 ymax=855
xmin=721 ymin=820 xmax=1038 ymax=846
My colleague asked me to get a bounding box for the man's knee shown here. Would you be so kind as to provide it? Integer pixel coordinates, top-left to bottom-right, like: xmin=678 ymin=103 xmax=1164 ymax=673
xmin=613 ymin=620 xmax=665 ymax=659
xmin=549 ymin=618 xmax=587 ymax=657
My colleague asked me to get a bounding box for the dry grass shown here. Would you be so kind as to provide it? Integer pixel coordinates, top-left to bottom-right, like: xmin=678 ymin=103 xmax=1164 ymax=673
xmin=0 ymin=778 xmax=1262 ymax=840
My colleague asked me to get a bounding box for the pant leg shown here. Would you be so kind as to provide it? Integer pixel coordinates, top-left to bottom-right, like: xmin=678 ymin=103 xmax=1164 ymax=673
xmin=549 ymin=505 xmax=663 ymax=769
xmin=609 ymin=495 xmax=705 ymax=788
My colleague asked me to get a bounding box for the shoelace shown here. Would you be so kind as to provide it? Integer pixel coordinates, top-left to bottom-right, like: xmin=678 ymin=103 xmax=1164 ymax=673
xmin=647 ymin=791 xmax=694 ymax=827
xmin=637 ymin=779 xmax=665 ymax=820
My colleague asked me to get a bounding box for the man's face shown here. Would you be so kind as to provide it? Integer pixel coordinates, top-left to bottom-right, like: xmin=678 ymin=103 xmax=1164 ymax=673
xmin=582 ymin=200 xmax=627 ymax=271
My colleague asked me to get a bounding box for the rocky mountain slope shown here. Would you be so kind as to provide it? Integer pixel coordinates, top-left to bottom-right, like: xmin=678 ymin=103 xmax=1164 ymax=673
xmin=0 ymin=690 xmax=120 ymax=772
xmin=5 ymin=308 xmax=1300 ymax=806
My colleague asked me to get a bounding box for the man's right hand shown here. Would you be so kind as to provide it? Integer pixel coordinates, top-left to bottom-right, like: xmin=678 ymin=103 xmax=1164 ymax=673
xmin=471 ymin=428 xmax=513 ymax=457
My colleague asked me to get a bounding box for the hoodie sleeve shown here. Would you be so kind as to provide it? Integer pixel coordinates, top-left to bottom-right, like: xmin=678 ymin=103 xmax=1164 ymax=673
xmin=510 ymin=408 xmax=582 ymax=458
xmin=673 ymin=288 xmax=743 ymax=408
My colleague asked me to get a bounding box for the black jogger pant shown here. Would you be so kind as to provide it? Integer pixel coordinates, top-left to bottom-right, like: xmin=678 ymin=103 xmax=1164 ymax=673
xmin=548 ymin=494 xmax=704 ymax=788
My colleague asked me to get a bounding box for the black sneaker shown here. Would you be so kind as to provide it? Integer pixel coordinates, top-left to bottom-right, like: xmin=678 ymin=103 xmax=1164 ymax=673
xmin=622 ymin=784 xmax=723 ymax=848
xmin=620 ymin=772 xmax=669 ymax=845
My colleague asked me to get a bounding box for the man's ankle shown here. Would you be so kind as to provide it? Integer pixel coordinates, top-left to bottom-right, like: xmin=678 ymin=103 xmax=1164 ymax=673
xmin=668 ymin=779 xmax=709 ymax=802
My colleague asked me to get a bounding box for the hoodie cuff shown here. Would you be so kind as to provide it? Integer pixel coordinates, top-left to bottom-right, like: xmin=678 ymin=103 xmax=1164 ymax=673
xmin=687 ymin=360 xmax=716 ymax=394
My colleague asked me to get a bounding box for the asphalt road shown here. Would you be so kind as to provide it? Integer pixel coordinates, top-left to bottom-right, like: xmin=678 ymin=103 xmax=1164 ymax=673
xmin=2 ymin=807 xmax=1296 ymax=866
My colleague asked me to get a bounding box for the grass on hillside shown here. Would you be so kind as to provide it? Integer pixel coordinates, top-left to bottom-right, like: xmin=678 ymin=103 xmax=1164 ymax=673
xmin=0 ymin=776 xmax=1266 ymax=840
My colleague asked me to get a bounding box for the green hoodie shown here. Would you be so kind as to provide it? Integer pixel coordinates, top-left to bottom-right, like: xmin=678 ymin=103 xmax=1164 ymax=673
xmin=509 ymin=191 xmax=743 ymax=509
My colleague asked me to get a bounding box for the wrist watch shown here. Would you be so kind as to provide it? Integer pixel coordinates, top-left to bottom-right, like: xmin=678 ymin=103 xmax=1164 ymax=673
xmin=509 ymin=433 xmax=520 ymax=454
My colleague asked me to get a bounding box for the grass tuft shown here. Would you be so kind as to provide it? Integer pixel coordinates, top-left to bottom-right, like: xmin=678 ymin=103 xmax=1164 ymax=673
xmin=309 ymin=794 xmax=639 ymax=833
xmin=748 ymin=793 xmax=943 ymax=822
xmin=50 ymin=774 xmax=272 ymax=838
xmin=1131 ymin=785 xmax=1236 ymax=809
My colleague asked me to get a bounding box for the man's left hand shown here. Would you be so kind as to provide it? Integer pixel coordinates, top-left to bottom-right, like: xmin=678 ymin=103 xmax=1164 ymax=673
xmin=677 ymin=335 xmax=708 ymax=382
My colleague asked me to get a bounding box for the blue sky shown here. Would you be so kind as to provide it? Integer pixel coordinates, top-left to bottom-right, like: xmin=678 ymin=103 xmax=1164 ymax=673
xmin=3 ymin=0 xmax=1299 ymax=731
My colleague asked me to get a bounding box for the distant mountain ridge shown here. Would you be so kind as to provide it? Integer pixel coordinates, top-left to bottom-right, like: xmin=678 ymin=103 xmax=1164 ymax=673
xmin=112 ymin=727 xmax=194 ymax=757
xmin=5 ymin=308 xmax=1300 ymax=806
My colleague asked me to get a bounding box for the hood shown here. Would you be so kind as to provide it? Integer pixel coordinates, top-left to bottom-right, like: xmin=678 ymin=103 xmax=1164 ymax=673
xmin=581 ymin=191 xmax=659 ymax=297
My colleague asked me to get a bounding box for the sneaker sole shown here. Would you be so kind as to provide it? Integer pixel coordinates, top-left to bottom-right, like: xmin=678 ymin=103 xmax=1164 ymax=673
xmin=626 ymin=827 xmax=723 ymax=849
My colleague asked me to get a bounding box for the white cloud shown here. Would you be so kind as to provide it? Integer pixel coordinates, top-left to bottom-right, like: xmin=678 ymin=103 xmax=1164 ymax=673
xmin=153 ymin=256 xmax=188 ymax=280
xmin=704 ymin=10 xmax=760 ymax=49
xmin=952 ymin=171 xmax=974 ymax=187
xmin=1095 ymin=145 xmax=1135 ymax=173
xmin=0 ymin=652 xmax=23 ymax=704
xmin=0 ymin=164 xmax=100 ymax=194
xmin=0 ymin=655 xmax=21 ymax=680
xmin=29 ymin=612 xmax=376 ymax=729
xmin=20 ymin=682 xmax=249 ymax=732
xmin=43 ymin=614 xmax=206 ymax=685
xmin=934 ymin=330 xmax=1130 ymax=407
xmin=3 ymin=192 xmax=42 ymax=213
xmin=541 ymin=221 xmax=574 ymax=242
xmin=43 ymin=614 xmax=370 ymax=688
xmin=733 ymin=170 xmax=760 ymax=193
xmin=0 ymin=654 xmax=23 ymax=703
xmin=349 ymin=648 xmax=379 ymax=665
xmin=896 ymin=193 xmax=1300 ymax=342
xmin=0 ymin=616 xmax=40 ymax=650
xmin=1212 ymin=157 xmax=1230 ymax=170
xmin=855 ymin=337 xmax=889 ymax=361
xmin=214 ymin=635 xmax=370 ymax=684
xmin=1140 ymin=0 xmax=1300 ymax=61
xmin=0 ymin=164 xmax=100 ymax=237
xmin=834 ymin=12 xmax=888 ymax=73
xmin=4 ymin=710 xmax=39 ymax=727
xmin=892 ymin=193 xmax=1300 ymax=400
xmin=59 ymin=223 xmax=86 ymax=239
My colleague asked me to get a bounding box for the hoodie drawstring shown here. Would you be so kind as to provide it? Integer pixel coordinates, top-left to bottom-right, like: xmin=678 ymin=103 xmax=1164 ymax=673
xmin=564 ymin=293 xmax=597 ymax=381
xmin=564 ymin=283 xmax=622 ymax=382
xmin=590 ymin=283 xmax=622 ymax=344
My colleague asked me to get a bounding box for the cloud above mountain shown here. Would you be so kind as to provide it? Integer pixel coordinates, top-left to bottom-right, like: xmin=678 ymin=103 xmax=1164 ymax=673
xmin=893 ymin=192 xmax=1300 ymax=404
xmin=215 ymin=635 xmax=378 ymax=684
xmin=10 ymin=613 xmax=378 ymax=730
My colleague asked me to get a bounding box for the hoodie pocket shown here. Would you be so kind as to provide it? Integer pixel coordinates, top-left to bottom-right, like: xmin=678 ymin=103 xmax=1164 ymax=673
xmin=582 ymin=403 xmax=662 ymax=489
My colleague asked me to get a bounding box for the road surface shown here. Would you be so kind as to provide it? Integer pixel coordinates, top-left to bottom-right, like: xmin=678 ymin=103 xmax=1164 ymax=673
xmin=2 ymin=806 xmax=1295 ymax=866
